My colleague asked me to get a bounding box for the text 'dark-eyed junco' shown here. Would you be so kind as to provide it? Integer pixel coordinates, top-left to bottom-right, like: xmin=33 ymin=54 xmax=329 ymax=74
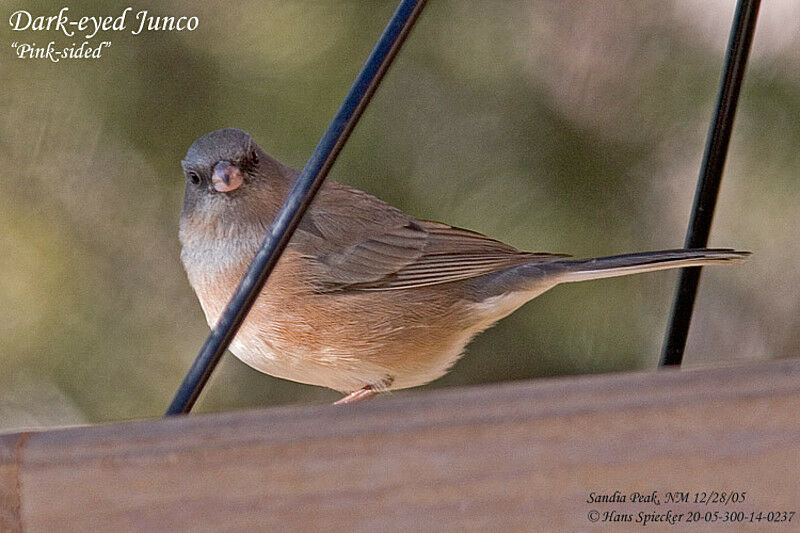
xmin=179 ymin=128 xmax=749 ymax=404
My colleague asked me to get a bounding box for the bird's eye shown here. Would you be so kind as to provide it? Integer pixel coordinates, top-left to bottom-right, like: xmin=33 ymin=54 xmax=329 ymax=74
xmin=188 ymin=172 xmax=201 ymax=185
xmin=251 ymin=151 xmax=259 ymax=165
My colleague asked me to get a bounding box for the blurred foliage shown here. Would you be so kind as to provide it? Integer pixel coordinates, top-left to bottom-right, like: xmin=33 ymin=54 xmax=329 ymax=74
xmin=1 ymin=0 xmax=798 ymax=430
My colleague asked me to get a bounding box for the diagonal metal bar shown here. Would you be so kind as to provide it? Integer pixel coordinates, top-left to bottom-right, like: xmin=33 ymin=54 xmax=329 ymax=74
xmin=166 ymin=0 xmax=428 ymax=415
xmin=660 ymin=0 xmax=760 ymax=367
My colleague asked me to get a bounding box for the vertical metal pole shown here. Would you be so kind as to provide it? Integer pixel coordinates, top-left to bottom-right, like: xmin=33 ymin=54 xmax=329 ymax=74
xmin=166 ymin=0 xmax=428 ymax=415
xmin=660 ymin=0 xmax=760 ymax=366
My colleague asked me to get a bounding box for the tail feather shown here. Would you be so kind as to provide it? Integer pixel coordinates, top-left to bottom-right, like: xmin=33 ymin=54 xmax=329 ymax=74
xmin=551 ymin=248 xmax=750 ymax=283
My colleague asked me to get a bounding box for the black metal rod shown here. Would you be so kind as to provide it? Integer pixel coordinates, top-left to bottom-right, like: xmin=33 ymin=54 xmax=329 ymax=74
xmin=166 ymin=0 xmax=428 ymax=415
xmin=660 ymin=0 xmax=760 ymax=367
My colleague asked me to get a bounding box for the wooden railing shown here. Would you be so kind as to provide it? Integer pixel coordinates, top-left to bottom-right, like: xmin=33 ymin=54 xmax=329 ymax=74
xmin=3 ymin=359 xmax=800 ymax=532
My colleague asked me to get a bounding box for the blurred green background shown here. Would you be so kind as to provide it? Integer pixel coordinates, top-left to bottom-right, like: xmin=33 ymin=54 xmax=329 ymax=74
xmin=1 ymin=0 xmax=798 ymax=431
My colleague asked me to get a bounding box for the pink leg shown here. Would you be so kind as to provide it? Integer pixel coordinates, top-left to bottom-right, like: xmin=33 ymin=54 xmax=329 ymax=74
xmin=334 ymin=386 xmax=378 ymax=405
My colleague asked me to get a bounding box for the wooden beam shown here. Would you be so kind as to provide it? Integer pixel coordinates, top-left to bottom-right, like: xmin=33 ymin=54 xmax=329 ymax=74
xmin=3 ymin=359 xmax=800 ymax=532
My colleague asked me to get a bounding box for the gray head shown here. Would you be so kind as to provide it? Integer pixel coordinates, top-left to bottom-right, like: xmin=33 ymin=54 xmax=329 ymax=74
xmin=180 ymin=129 xmax=294 ymax=246
xmin=183 ymin=128 xmax=260 ymax=198
xmin=182 ymin=128 xmax=292 ymax=214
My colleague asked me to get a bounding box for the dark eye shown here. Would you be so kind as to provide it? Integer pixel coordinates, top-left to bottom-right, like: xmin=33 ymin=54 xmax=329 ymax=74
xmin=251 ymin=151 xmax=259 ymax=165
xmin=188 ymin=172 xmax=200 ymax=185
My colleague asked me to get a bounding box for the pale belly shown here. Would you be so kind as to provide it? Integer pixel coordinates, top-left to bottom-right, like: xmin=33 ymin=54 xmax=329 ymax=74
xmin=218 ymin=288 xmax=544 ymax=393
xmin=187 ymin=251 xmax=549 ymax=394
xmin=226 ymin=326 xmax=476 ymax=393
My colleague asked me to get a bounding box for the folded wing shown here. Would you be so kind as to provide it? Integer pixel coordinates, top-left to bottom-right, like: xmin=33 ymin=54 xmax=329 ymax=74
xmin=313 ymin=219 xmax=567 ymax=292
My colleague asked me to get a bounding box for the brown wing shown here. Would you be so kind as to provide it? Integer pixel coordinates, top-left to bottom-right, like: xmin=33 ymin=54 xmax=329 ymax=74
xmin=312 ymin=219 xmax=568 ymax=292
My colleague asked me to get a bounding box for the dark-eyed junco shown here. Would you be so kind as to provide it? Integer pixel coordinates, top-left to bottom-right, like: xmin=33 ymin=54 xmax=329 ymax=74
xmin=179 ymin=128 xmax=748 ymax=404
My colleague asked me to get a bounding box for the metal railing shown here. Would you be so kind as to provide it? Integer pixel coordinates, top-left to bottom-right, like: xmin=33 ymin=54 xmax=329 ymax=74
xmin=660 ymin=0 xmax=761 ymax=366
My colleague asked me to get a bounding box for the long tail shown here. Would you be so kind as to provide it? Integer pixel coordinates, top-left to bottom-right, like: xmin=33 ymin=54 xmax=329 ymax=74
xmin=550 ymin=248 xmax=750 ymax=283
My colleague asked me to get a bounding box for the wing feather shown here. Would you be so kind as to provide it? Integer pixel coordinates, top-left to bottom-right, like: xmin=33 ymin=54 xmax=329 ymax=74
xmin=312 ymin=219 xmax=567 ymax=292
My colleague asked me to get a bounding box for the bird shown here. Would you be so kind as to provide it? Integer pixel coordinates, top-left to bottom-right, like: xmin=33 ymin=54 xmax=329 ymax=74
xmin=179 ymin=128 xmax=749 ymax=404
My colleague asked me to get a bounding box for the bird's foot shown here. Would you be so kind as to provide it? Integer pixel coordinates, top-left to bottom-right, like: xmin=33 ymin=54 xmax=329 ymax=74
xmin=335 ymin=375 xmax=394 ymax=405
xmin=334 ymin=386 xmax=378 ymax=405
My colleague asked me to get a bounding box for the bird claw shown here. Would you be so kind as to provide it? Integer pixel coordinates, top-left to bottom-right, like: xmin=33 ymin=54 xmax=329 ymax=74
xmin=334 ymin=386 xmax=378 ymax=405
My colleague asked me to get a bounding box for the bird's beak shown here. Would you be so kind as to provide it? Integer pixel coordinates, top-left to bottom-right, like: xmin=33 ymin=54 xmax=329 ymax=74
xmin=211 ymin=161 xmax=243 ymax=193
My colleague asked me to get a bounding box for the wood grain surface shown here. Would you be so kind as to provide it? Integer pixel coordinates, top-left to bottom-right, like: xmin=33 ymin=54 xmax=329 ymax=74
xmin=2 ymin=359 xmax=800 ymax=532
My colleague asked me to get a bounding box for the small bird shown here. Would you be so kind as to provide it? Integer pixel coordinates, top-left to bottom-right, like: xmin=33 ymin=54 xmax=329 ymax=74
xmin=179 ymin=128 xmax=748 ymax=404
